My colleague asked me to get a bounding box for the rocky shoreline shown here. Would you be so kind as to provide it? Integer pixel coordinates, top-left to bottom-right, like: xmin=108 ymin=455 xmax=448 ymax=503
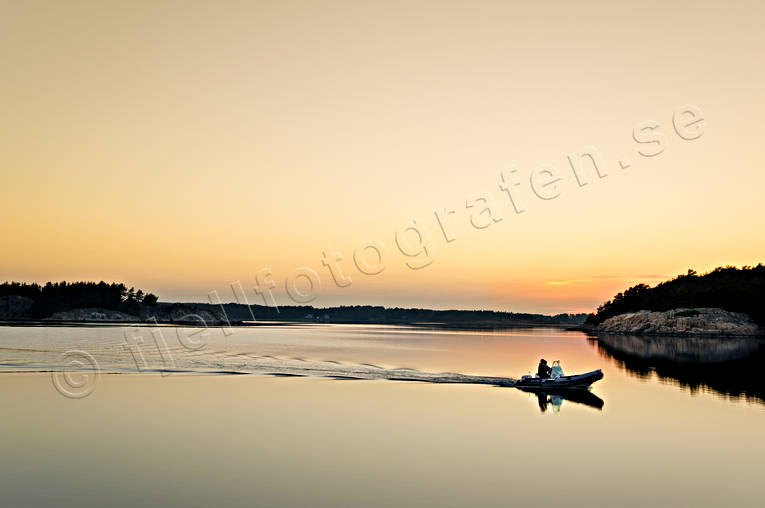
xmin=0 ymin=296 xmax=229 ymax=325
xmin=593 ymin=308 xmax=762 ymax=336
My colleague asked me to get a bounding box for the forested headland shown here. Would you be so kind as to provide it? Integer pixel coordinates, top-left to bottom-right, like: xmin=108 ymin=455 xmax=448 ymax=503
xmin=585 ymin=265 xmax=765 ymax=326
xmin=0 ymin=281 xmax=157 ymax=318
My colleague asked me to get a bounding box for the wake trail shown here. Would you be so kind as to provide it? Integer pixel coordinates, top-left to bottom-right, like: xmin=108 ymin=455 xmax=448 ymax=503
xmin=212 ymin=356 xmax=517 ymax=387
xmin=1 ymin=350 xmax=518 ymax=387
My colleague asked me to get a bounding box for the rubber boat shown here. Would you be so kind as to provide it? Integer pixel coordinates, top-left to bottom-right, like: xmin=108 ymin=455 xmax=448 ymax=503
xmin=514 ymin=369 xmax=604 ymax=391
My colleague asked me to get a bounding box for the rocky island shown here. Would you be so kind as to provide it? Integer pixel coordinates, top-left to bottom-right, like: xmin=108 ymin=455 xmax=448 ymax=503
xmin=0 ymin=282 xmax=228 ymax=325
xmin=585 ymin=265 xmax=764 ymax=336
xmin=595 ymin=308 xmax=761 ymax=336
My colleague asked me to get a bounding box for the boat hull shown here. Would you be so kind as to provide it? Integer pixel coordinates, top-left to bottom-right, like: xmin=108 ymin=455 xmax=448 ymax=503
xmin=514 ymin=369 xmax=604 ymax=391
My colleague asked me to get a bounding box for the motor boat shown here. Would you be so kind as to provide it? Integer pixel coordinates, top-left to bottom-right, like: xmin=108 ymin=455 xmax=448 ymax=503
xmin=514 ymin=369 xmax=603 ymax=391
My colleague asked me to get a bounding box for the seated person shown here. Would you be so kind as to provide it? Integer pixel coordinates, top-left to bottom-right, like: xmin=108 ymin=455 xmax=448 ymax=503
xmin=551 ymin=360 xmax=564 ymax=379
xmin=537 ymin=358 xmax=551 ymax=379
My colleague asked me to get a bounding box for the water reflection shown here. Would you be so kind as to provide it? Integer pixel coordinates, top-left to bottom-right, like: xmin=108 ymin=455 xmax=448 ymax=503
xmin=517 ymin=388 xmax=605 ymax=412
xmin=591 ymin=334 xmax=765 ymax=404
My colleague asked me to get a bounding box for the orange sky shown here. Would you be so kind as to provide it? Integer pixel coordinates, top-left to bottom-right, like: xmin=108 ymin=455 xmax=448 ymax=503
xmin=2 ymin=1 xmax=764 ymax=313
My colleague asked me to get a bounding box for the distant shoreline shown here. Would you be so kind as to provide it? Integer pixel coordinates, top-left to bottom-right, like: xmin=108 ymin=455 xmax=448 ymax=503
xmin=0 ymin=291 xmax=588 ymax=329
xmin=0 ymin=318 xmax=578 ymax=331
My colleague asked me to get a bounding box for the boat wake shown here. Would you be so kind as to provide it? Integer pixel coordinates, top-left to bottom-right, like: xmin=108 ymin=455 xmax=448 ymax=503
xmin=3 ymin=351 xmax=517 ymax=387
xmin=0 ymin=339 xmax=518 ymax=387
xmin=202 ymin=355 xmax=517 ymax=387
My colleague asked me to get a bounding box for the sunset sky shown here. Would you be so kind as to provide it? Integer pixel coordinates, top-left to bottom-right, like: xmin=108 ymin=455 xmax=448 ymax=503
xmin=2 ymin=1 xmax=764 ymax=313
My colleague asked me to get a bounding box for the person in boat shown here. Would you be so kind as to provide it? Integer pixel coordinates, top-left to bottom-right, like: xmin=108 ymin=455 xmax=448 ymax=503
xmin=551 ymin=360 xmax=564 ymax=379
xmin=537 ymin=358 xmax=551 ymax=379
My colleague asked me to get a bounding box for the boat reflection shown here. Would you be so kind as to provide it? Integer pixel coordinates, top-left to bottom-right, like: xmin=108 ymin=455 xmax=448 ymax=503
xmin=518 ymin=387 xmax=604 ymax=412
xmin=591 ymin=334 xmax=765 ymax=404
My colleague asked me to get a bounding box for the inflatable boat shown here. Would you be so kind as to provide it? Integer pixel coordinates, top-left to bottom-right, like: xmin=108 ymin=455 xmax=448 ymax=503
xmin=514 ymin=369 xmax=603 ymax=391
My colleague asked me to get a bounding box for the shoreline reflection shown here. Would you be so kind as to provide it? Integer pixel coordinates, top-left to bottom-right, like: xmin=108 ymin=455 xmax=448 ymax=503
xmin=591 ymin=334 xmax=765 ymax=405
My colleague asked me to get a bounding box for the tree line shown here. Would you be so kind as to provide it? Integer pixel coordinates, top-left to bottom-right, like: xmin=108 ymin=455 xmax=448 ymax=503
xmin=0 ymin=281 xmax=158 ymax=318
xmin=213 ymin=302 xmax=588 ymax=325
xmin=0 ymin=280 xmax=588 ymax=325
xmin=585 ymin=264 xmax=765 ymax=326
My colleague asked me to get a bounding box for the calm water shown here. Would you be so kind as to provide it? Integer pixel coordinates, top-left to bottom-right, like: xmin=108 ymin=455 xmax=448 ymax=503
xmin=1 ymin=324 xmax=764 ymax=507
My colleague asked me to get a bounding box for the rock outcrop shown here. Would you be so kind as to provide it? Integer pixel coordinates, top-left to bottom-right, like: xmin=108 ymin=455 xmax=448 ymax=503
xmin=596 ymin=308 xmax=761 ymax=336
xmin=46 ymin=308 xmax=140 ymax=322
xmin=41 ymin=304 xmax=227 ymax=325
